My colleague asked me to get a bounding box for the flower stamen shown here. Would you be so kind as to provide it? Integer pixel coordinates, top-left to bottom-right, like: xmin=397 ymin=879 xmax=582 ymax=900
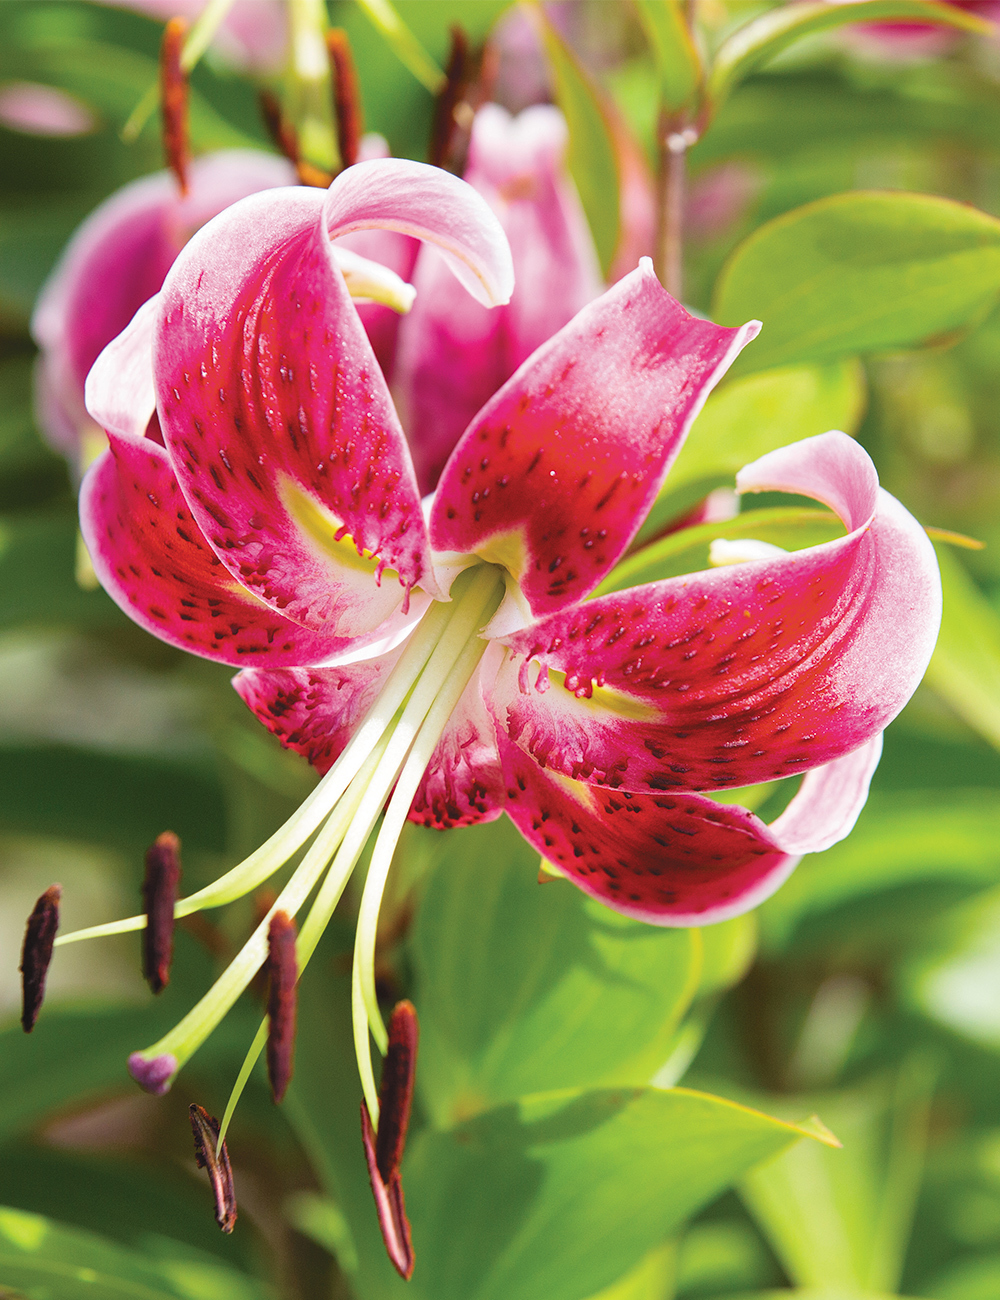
xmin=142 ymin=831 xmax=181 ymax=995
xmin=20 ymin=884 xmax=61 ymax=1033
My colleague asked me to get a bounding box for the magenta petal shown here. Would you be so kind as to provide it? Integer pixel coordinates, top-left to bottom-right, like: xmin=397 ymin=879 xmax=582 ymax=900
xmin=324 ymin=158 xmax=514 ymax=309
xmin=80 ymin=437 xmax=359 ymax=667
xmin=408 ymin=645 xmax=506 ymax=828
xmin=155 ymin=183 xmax=438 ymax=633
xmin=394 ymin=105 xmax=601 ymax=493
xmin=499 ymin=736 xmax=796 ymax=926
xmin=233 ymin=651 xmax=404 ymax=774
xmin=32 ymin=151 xmax=295 ymax=465
xmin=431 ymin=261 xmax=759 ymax=616
xmin=494 ymin=433 xmax=940 ymax=792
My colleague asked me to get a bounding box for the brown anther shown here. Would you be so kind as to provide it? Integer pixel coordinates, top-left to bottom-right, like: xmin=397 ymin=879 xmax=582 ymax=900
xmin=142 ymin=831 xmax=181 ymax=994
xmin=326 ymin=28 xmax=362 ymax=170
xmin=429 ymin=26 xmax=470 ymax=171
xmin=20 ymin=884 xmax=61 ymax=1033
xmin=361 ymin=1102 xmax=414 ymax=1279
xmin=160 ymin=16 xmax=190 ymax=195
xmin=189 ymin=1104 xmax=238 ymax=1233
xmin=375 ymin=1000 xmax=419 ymax=1182
xmin=265 ymin=911 xmax=298 ymax=1103
xmin=359 ymin=1001 xmax=419 ymax=1278
xmin=257 ymin=89 xmax=332 ymax=188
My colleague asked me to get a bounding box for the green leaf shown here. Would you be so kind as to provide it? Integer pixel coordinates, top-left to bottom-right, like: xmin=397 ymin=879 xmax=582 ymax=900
xmin=0 ymin=936 xmax=260 ymax=1143
xmin=739 ymin=1061 xmax=936 ymax=1293
xmin=634 ymin=0 xmax=701 ymax=113
xmin=924 ymin=547 xmax=1000 ymax=752
xmin=412 ymin=816 xmax=701 ymax=1127
xmin=634 ymin=359 xmax=866 ymax=546
xmin=529 ymin=6 xmax=620 ymax=274
xmin=758 ymin=791 xmax=1000 ymax=956
xmin=355 ymin=0 xmax=445 ymax=94
xmin=0 ymin=743 xmax=227 ymax=853
xmin=706 ymin=1 xmax=991 ymax=116
xmin=0 ymin=1204 xmax=272 ymax=1299
xmin=598 ymin=507 xmax=844 ymax=598
xmin=713 ymin=192 xmax=1000 ymax=376
xmin=579 ymin=1241 xmax=676 ymax=1300
xmin=403 ymin=1085 xmax=837 ymax=1300
xmin=905 ymin=884 xmax=1000 ymax=1049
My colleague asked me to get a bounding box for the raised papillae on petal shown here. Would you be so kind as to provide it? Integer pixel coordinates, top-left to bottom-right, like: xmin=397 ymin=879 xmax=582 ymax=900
xmin=431 ymin=261 xmax=759 ymax=616
xmin=154 ymin=182 xmax=438 ymax=636
xmin=494 ymin=433 xmax=941 ymax=792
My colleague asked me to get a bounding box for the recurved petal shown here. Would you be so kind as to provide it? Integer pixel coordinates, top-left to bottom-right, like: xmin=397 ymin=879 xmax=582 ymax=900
xmin=324 ymin=158 xmax=513 ymax=308
xmin=394 ymin=104 xmax=601 ymax=495
xmin=80 ymin=436 xmax=359 ymax=667
xmin=431 ymin=260 xmax=758 ymax=616
xmin=499 ymin=736 xmax=797 ymax=926
xmin=408 ymin=643 xmax=506 ymax=828
xmin=233 ymin=651 xmax=404 ymax=774
xmin=494 ymin=433 xmax=940 ymax=792
xmin=155 ymin=182 xmax=437 ymax=634
xmin=768 ymin=733 xmax=883 ymax=856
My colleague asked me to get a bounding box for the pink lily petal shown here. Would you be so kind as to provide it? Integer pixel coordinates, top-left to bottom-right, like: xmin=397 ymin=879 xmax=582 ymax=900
xmin=493 ymin=433 xmax=941 ymax=792
xmin=431 ymin=262 xmax=758 ymax=616
xmin=333 ymin=135 xmax=420 ymax=380
xmin=32 ymin=150 xmax=296 ymax=466
xmin=409 ymin=644 xmax=506 ymax=828
xmin=81 ymin=437 xmax=359 ymax=667
xmin=234 ymin=651 xmax=404 ymax=773
xmin=394 ymin=104 xmax=602 ymax=494
xmin=499 ymin=735 xmax=797 ymax=926
xmin=324 ymin=158 xmax=514 ymax=310
xmin=84 ymin=295 xmax=159 ymax=442
xmin=155 ymin=183 xmax=437 ymax=634
xmin=768 ymin=733 xmax=883 ymax=856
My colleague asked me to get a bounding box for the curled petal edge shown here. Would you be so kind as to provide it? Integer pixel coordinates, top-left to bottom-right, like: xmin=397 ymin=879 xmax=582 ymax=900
xmin=325 ymin=158 xmax=514 ymax=308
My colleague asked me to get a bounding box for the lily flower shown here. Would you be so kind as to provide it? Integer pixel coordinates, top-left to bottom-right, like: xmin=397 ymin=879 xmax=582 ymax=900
xmin=58 ymin=157 xmax=939 ymax=1256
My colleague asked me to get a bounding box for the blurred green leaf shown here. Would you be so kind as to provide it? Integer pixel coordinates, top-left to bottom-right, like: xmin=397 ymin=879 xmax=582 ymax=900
xmin=411 ymin=816 xmax=701 ymax=1127
xmin=0 ymin=743 xmax=226 ymax=852
xmin=707 ymin=1 xmax=989 ymax=115
xmin=740 ymin=1059 xmax=936 ymax=1293
xmin=529 ymin=6 xmax=620 ymax=274
xmin=925 ymin=548 xmax=1000 ymax=753
xmin=0 ymin=1203 xmax=270 ymax=1300
xmin=924 ymin=1253 xmax=1000 ymax=1298
xmin=713 ymin=193 xmax=1000 ymax=376
xmin=0 ymin=1145 xmax=257 ymax=1270
xmin=0 ymin=511 xmax=129 ymax=632
xmin=0 ymin=936 xmax=258 ymax=1142
xmin=403 ymin=1086 xmax=836 ymax=1300
xmin=636 ymin=359 xmax=866 ymax=544
xmin=600 ymin=507 xmax=843 ymax=597
xmin=758 ymin=792 xmax=1000 ymax=956
xmin=905 ymin=885 xmax=1000 ymax=1051
xmin=580 ymin=1241 xmax=676 ymax=1300
xmin=634 ymin=0 xmax=701 ymax=113
xmin=355 ymin=0 xmax=445 ymax=94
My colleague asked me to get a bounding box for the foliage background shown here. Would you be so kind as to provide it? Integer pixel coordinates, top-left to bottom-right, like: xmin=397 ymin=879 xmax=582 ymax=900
xmin=2 ymin=2 xmax=1000 ymax=1298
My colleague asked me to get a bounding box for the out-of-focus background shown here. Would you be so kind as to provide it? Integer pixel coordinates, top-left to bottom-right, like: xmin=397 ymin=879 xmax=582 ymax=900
xmin=2 ymin=3 xmax=1000 ymax=1298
